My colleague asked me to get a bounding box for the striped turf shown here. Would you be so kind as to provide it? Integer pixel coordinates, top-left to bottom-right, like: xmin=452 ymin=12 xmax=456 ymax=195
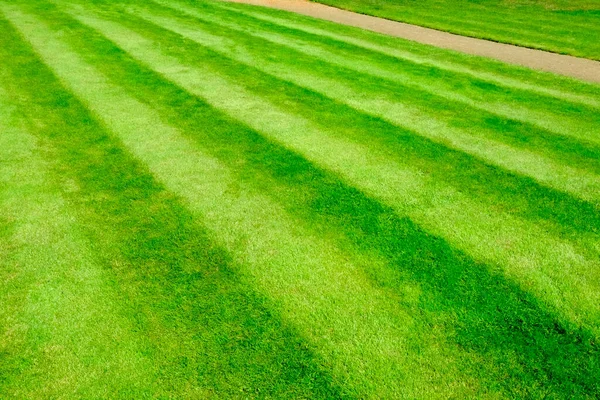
xmin=0 ymin=11 xmax=344 ymax=400
xmin=166 ymin=0 xmax=600 ymax=143
xmin=125 ymin=2 xmax=600 ymax=202
xmin=0 ymin=0 xmax=599 ymax=398
xmin=215 ymin=0 xmax=600 ymax=109
xmin=218 ymin=0 xmax=600 ymax=108
xmin=0 ymin=84 xmax=159 ymax=398
xmin=60 ymin=2 xmax=600 ymax=327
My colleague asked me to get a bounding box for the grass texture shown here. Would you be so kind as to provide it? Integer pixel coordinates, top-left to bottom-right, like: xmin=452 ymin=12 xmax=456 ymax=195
xmin=0 ymin=0 xmax=599 ymax=398
xmin=310 ymin=0 xmax=600 ymax=60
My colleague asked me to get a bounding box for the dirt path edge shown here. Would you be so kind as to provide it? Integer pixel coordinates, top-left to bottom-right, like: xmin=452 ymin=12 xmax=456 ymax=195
xmin=223 ymin=0 xmax=600 ymax=84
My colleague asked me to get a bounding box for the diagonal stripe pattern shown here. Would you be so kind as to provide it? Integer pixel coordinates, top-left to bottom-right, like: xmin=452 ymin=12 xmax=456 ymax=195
xmin=0 ymin=0 xmax=599 ymax=398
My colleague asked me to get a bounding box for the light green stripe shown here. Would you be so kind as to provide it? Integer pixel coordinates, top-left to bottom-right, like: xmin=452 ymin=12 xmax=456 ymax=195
xmin=62 ymin=7 xmax=600 ymax=335
xmin=0 ymin=88 xmax=153 ymax=398
xmin=130 ymin=7 xmax=600 ymax=205
xmin=156 ymin=2 xmax=599 ymax=144
xmin=210 ymin=0 xmax=600 ymax=109
xmin=3 ymin=7 xmax=482 ymax=398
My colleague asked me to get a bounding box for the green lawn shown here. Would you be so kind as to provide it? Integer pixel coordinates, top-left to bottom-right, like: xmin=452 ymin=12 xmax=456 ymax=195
xmin=312 ymin=0 xmax=600 ymax=60
xmin=1 ymin=0 xmax=599 ymax=398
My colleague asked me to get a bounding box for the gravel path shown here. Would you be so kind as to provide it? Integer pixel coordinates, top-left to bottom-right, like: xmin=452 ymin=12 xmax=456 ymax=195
xmin=225 ymin=0 xmax=600 ymax=84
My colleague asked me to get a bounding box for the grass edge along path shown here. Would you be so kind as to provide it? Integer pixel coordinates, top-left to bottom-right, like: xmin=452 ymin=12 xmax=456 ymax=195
xmin=59 ymin=2 xmax=600 ymax=336
xmin=220 ymin=0 xmax=600 ymax=83
xmin=1 ymin=5 xmax=490 ymax=398
xmin=215 ymin=0 xmax=600 ymax=109
xmin=306 ymin=0 xmax=600 ymax=60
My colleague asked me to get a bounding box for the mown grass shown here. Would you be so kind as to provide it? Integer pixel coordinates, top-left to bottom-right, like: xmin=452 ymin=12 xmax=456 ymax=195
xmin=0 ymin=12 xmax=345 ymax=399
xmin=310 ymin=0 xmax=600 ymax=59
xmin=71 ymin=0 xmax=600 ymax=330
xmin=1 ymin=0 xmax=599 ymax=398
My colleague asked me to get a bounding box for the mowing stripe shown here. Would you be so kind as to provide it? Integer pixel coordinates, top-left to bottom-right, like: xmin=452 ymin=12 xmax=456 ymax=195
xmin=213 ymin=0 xmax=600 ymax=109
xmin=0 ymin=86 xmax=156 ymax=398
xmin=156 ymin=0 xmax=600 ymax=144
xmin=124 ymin=6 xmax=600 ymax=205
xmin=136 ymin=2 xmax=600 ymax=177
xmin=2 ymin=6 xmax=487 ymax=398
xmin=0 ymin=26 xmax=345 ymax=398
xmin=59 ymin=6 xmax=600 ymax=335
xmin=109 ymin=4 xmax=600 ymax=257
xmin=22 ymin=4 xmax=600 ymax=397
